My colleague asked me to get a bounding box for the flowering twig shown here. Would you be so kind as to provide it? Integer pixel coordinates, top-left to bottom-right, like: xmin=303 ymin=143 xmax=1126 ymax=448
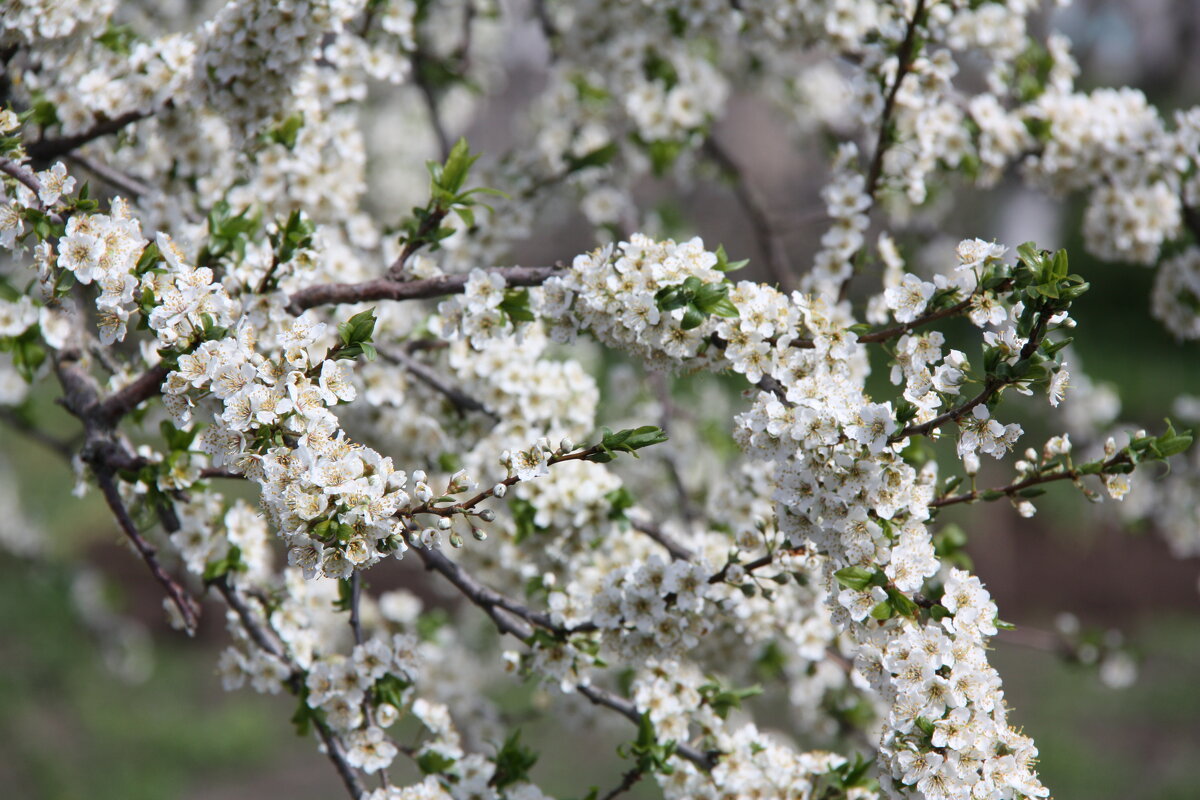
xmin=66 ymin=152 xmax=156 ymax=199
xmin=890 ymin=305 xmax=1052 ymax=443
xmin=863 ymin=0 xmax=927 ymax=202
xmin=214 ymin=577 xmax=368 ymax=800
xmin=628 ymin=514 xmax=694 ymax=562
xmin=930 ymin=450 xmax=1134 ymax=509
xmin=597 ymin=765 xmax=645 ymax=800
xmin=576 ymin=684 xmax=717 ymax=771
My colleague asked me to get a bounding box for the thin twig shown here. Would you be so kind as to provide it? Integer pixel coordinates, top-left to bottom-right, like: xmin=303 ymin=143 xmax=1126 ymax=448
xmin=890 ymin=305 xmax=1052 ymax=443
xmin=215 ymin=578 xmax=368 ymax=800
xmin=863 ymin=0 xmax=927 ymax=202
xmin=703 ymin=137 xmax=794 ymax=291
xmin=930 ymin=451 xmax=1132 ymax=509
xmin=26 ymin=108 xmax=154 ymax=161
xmin=65 ymin=152 xmax=156 ymax=199
xmin=94 ymin=466 xmax=200 ymax=633
xmin=0 ymin=407 xmax=74 ymax=459
xmin=628 ymin=514 xmax=694 ymax=562
xmin=378 ymin=345 xmax=497 ymax=419
xmin=577 ymin=684 xmax=717 ymax=771
xmin=837 ymin=0 xmax=927 ymax=300
xmin=598 ymin=766 xmax=645 ymax=800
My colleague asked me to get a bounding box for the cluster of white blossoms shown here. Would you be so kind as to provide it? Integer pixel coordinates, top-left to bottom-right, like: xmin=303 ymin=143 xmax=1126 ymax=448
xmin=4 ymin=2 xmax=1200 ymax=800
xmin=539 ymin=235 xmax=738 ymax=370
xmin=0 ymin=0 xmax=115 ymax=45
xmin=196 ymin=0 xmax=340 ymax=139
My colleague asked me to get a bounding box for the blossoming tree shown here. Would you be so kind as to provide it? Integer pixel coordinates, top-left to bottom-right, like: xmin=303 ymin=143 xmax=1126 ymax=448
xmin=1 ymin=1 xmax=1197 ymax=799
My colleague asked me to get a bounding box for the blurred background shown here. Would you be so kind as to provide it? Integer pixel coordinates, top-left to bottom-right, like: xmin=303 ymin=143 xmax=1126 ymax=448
xmin=3 ymin=1 xmax=1200 ymax=798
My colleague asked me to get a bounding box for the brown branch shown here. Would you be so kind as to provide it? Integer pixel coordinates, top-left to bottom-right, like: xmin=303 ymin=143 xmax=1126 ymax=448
xmin=411 ymin=534 xmax=716 ymax=770
xmin=0 ymin=407 xmax=75 ymax=459
xmin=863 ymin=0 xmax=927 ymax=202
xmin=890 ymin=303 xmax=1052 ymax=443
xmin=707 ymin=552 xmax=775 ymax=585
xmin=598 ymin=766 xmax=645 ymax=800
xmin=930 ymin=451 xmax=1133 ymax=510
xmin=26 ymin=108 xmax=154 ymax=161
xmin=287 ymin=265 xmax=561 ymax=314
xmin=703 ymin=137 xmax=794 ymax=291
xmin=65 ymin=152 xmax=156 ymax=199
xmin=836 ymin=0 xmax=927 ymax=301
xmin=214 ymin=577 xmax=368 ymax=800
xmin=94 ymin=466 xmax=200 ymax=633
xmin=577 ymin=684 xmax=717 ymax=771
xmin=378 ymin=345 xmax=497 ymax=420
xmin=0 ymin=156 xmax=64 ymax=222
xmin=97 ymin=363 xmax=171 ymax=424
xmin=628 ymin=514 xmax=694 ymax=562
xmin=414 ymin=544 xmax=557 ymax=640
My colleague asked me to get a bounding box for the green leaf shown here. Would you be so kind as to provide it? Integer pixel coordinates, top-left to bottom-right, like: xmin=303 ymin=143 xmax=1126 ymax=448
xmin=491 ymin=730 xmax=539 ymax=789
xmin=886 ymin=587 xmax=919 ymax=619
xmin=437 ymin=138 xmax=480 ymax=195
xmin=833 ymin=566 xmax=875 ymax=592
xmin=510 ymin=497 xmax=544 ymax=544
xmin=262 ymin=113 xmax=304 ymax=150
xmin=679 ymin=306 xmax=706 ymax=330
xmin=337 ymin=307 xmax=377 ymax=347
xmin=713 ymin=244 xmax=748 ymax=273
xmin=693 ymin=282 xmax=739 ymax=318
xmin=566 ymin=142 xmax=619 ymax=173
xmin=869 ymin=600 xmax=893 ymax=620
xmin=417 ymin=750 xmax=456 ymax=775
xmin=202 ymin=544 xmax=245 ymax=583
xmin=499 ymin=288 xmax=535 ymax=324
xmin=605 ymin=486 xmax=635 ymax=527
xmin=416 ymin=608 xmax=449 ymax=642
xmin=373 ymin=673 xmax=411 ymax=708
xmin=96 ymin=23 xmax=139 ymax=54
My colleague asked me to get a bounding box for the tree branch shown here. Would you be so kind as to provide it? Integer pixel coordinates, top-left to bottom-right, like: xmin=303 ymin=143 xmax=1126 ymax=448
xmin=94 ymin=465 xmax=200 ymax=633
xmin=703 ymin=136 xmax=794 ymax=291
xmin=26 ymin=108 xmax=154 ymax=162
xmin=378 ymin=345 xmax=497 ymax=420
xmin=890 ymin=304 xmax=1052 ymax=443
xmin=0 ymin=407 xmax=75 ymax=459
xmin=97 ymin=363 xmax=171 ymax=424
xmin=214 ymin=577 xmax=368 ymax=800
xmin=576 ymin=684 xmax=717 ymax=771
xmin=287 ymin=265 xmax=561 ymax=315
xmin=863 ymin=0 xmax=927 ymax=202
xmin=66 ymin=152 xmax=156 ymax=199
xmin=930 ymin=450 xmax=1133 ymax=510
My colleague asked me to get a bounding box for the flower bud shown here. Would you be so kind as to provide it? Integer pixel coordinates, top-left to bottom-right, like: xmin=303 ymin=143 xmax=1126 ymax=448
xmin=493 ymin=482 xmax=507 ymax=498
xmin=478 ymin=508 xmax=496 ymax=522
xmin=449 ymin=531 xmax=464 ymax=548
xmin=471 ymin=527 xmax=488 ymax=541
xmin=436 ymin=516 xmax=452 ymax=530
xmin=559 ymin=437 xmax=574 ymax=454
xmin=376 ymin=703 xmax=399 ymax=727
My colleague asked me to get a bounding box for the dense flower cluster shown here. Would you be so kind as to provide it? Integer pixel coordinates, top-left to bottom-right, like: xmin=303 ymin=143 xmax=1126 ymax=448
xmin=1 ymin=2 xmax=1197 ymax=800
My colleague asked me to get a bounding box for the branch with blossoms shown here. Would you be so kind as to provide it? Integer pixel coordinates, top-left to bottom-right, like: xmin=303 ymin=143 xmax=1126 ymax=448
xmin=7 ymin=6 xmax=1200 ymax=800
